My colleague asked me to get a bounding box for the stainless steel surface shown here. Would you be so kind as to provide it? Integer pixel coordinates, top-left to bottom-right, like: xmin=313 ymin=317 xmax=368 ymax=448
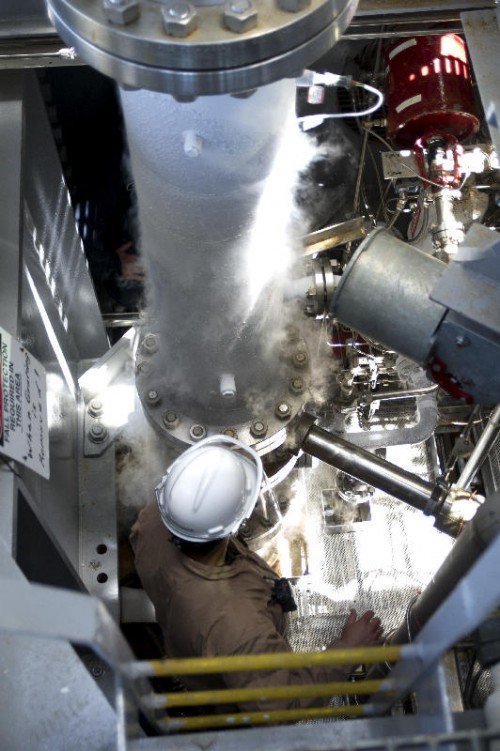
xmin=462 ymin=10 xmax=500 ymax=156
xmin=428 ymin=223 xmax=500 ymax=403
xmin=0 ymin=3 xmax=498 ymax=747
xmin=331 ymin=228 xmax=447 ymax=365
xmin=433 ymin=189 xmax=465 ymax=259
xmin=18 ymin=71 xmax=108 ymax=571
xmin=0 ymin=70 xmax=22 ymax=337
xmin=372 ymin=521 xmax=500 ymax=714
xmin=47 ymin=0 xmax=359 ymax=96
xmin=357 ymin=0 xmax=494 ymax=15
xmin=129 ymin=724 xmax=497 ymax=751
xmin=121 ymin=81 xmax=314 ymax=449
xmin=369 ymin=385 xmax=439 ymax=402
xmin=0 ymin=538 xmax=118 ymax=751
xmin=301 ymin=421 xmax=435 ymax=516
xmin=389 ymin=491 xmax=500 ymax=645
xmin=302 ymin=217 xmax=367 ymax=255
xmin=329 ymin=392 xmax=439 ymax=449
xmin=457 ymin=406 xmax=500 ymax=490
xmin=0 ymin=42 xmax=80 ymax=69
xmin=0 ymin=0 xmax=54 ymax=38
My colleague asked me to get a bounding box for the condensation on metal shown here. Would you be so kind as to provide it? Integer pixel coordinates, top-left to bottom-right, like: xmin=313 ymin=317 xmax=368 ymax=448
xmin=121 ymin=80 xmax=311 ymax=439
xmin=266 ymin=442 xmax=454 ymax=676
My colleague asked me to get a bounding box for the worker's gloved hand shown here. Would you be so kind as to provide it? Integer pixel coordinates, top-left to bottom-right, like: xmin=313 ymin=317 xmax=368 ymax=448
xmin=339 ymin=608 xmax=384 ymax=647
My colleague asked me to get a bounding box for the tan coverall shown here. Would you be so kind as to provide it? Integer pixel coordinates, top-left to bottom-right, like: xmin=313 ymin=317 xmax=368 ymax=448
xmin=130 ymin=502 xmax=350 ymax=711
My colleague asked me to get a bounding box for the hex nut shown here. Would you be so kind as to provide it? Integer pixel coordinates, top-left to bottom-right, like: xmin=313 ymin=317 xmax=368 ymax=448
xmin=162 ymin=410 xmax=179 ymax=429
xmin=275 ymin=402 xmax=291 ymax=420
xmin=161 ymin=2 xmax=198 ymax=37
xmin=292 ymin=351 xmax=308 ymax=369
xmin=142 ymin=333 xmax=159 ymax=355
xmin=146 ymin=389 xmax=160 ymax=405
xmin=190 ymin=424 xmax=207 ymax=441
xmin=223 ymin=0 xmax=258 ymax=34
xmin=88 ymin=398 xmax=104 ymax=418
xmin=289 ymin=376 xmax=304 ymax=395
xmin=250 ymin=419 xmax=267 ymax=438
xmin=89 ymin=422 xmax=108 ymax=443
xmin=222 ymin=428 xmax=238 ymax=439
xmin=103 ymin=0 xmax=140 ymax=25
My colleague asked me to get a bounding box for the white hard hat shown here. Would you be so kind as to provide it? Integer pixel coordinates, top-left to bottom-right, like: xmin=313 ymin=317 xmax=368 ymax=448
xmin=155 ymin=435 xmax=263 ymax=542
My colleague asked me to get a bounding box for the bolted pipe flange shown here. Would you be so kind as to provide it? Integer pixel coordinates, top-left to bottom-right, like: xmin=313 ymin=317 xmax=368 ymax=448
xmin=190 ymin=424 xmax=207 ymax=441
xmin=102 ymin=0 xmax=140 ymax=25
xmin=145 ymin=389 xmax=160 ymax=405
xmin=289 ymin=376 xmax=305 ymax=395
xmin=142 ymin=333 xmax=159 ymax=355
xmin=278 ymin=0 xmax=311 ymax=12
xmin=275 ymin=401 xmax=291 ymax=420
xmin=223 ymin=0 xmax=258 ymax=34
xmin=88 ymin=398 xmax=104 ymax=418
xmin=162 ymin=410 xmax=180 ymax=429
xmin=89 ymin=421 xmax=108 ymax=443
xmin=250 ymin=419 xmax=268 ymax=438
xmin=161 ymin=1 xmax=198 ymax=38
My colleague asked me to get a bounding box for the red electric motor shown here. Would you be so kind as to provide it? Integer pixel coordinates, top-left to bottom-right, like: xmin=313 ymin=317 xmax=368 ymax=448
xmin=384 ymin=34 xmax=479 ymax=149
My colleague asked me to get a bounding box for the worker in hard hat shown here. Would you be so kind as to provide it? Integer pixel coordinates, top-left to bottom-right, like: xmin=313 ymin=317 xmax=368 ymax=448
xmin=130 ymin=434 xmax=384 ymax=712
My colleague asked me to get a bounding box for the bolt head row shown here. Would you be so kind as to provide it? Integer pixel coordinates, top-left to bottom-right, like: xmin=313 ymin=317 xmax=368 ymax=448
xmin=103 ymin=0 xmax=309 ymax=33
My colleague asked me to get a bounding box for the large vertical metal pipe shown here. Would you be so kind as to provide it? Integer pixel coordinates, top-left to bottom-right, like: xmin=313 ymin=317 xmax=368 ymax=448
xmin=120 ymin=82 xmax=306 ymax=422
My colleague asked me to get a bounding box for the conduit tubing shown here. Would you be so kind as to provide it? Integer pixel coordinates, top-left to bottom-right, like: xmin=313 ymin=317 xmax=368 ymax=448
xmin=301 ymin=423 xmax=434 ymax=514
xmin=456 ymin=405 xmax=500 ymax=491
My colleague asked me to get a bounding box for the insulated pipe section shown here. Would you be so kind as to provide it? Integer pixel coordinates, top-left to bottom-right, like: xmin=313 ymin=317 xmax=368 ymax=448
xmin=389 ymin=491 xmax=500 ymax=645
xmin=292 ymin=414 xmax=464 ymax=536
xmin=456 ymin=405 xmax=500 ymax=491
xmin=301 ymin=422 xmax=434 ymax=514
xmin=331 ymin=227 xmax=447 ymax=365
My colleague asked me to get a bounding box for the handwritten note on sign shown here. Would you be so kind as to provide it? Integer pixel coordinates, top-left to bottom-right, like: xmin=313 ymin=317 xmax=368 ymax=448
xmin=0 ymin=326 xmax=50 ymax=479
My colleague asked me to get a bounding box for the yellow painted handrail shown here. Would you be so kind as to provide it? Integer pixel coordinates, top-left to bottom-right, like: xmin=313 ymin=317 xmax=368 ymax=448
xmin=147 ymin=678 xmax=392 ymax=709
xmin=126 ymin=645 xmax=402 ymax=678
xmin=159 ymin=703 xmax=368 ymax=732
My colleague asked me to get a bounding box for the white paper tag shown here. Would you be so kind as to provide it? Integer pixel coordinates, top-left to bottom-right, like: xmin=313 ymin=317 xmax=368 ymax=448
xmin=0 ymin=326 xmax=50 ymax=479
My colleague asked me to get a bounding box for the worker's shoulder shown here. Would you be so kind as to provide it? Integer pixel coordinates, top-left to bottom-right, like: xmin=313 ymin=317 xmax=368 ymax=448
xmin=133 ymin=500 xmax=160 ymax=529
xmin=130 ymin=501 xmax=167 ymax=546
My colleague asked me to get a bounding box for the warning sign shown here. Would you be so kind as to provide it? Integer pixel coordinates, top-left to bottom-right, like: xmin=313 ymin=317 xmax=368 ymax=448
xmin=0 ymin=326 xmax=50 ymax=479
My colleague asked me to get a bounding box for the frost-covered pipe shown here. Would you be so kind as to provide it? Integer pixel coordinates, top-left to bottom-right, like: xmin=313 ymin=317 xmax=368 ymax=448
xmin=120 ymin=82 xmax=307 ymax=418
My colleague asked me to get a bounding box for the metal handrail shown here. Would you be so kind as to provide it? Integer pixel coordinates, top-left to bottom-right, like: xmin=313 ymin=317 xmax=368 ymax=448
xmin=124 ymin=644 xmax=409 ymax=679
xmin=144 ymin=678 xmax=395 ymax=709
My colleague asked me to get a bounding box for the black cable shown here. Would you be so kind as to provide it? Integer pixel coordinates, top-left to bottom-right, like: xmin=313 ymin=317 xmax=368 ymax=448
xmin=462 ymin=655 xmax=477 ymax=709
xmin=467 ymin=667 xmax=487 ymax=709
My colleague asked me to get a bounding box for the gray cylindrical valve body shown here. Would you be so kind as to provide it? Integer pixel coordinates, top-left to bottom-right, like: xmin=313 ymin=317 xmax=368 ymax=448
xmin=331 ymin=228 xmax=447 ymax=365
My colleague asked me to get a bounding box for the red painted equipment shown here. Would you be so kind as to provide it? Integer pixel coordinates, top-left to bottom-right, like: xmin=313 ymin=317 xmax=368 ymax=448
xmin=384 ymin=34 xmax=479 ymax=149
